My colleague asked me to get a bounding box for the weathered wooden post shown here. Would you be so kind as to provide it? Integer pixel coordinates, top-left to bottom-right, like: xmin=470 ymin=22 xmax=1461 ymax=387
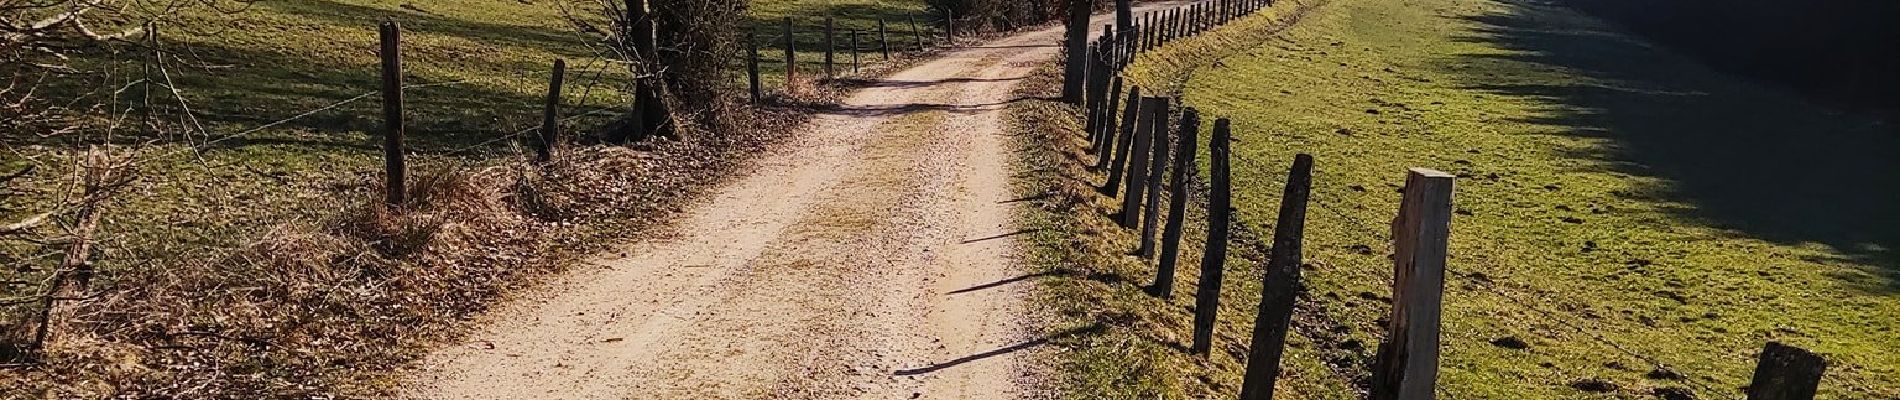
xmin=1169 ymin=8 xmax=1181 ymax=41
xmin=1099 ymin=86 xmax=1141 ymax=174
xmin=1151 ymin=108 xmax=1198 ymax=298
xmin=1082 ymin=44 xmax=1107 ymax=144
xmin=879 ymin=19 xmax=892 ymax=60
xmin=747 ymin=29 xmax=763 ymax=102
xmin=1061 ymin=0 xmax=1091 ymax=103
xmin=1137 ymin=102 xmax=1174 ymax=258
xmin=1119 ymin=97 xmax=1166 ymax=228
xmin=1116 ymin=0 xmax=1134 ymax=41
xmin=1746 ymin=342 xmax=1828 ymax=400
xmin=1196 ymin=3 xmax=1207 ymax=32
xmin=1132 ymin=11 xmax=1147 ymax=48
xmin=945 ymin=8 xmax=956 ymax=41
xmin=783 ymin=17 xmax=796 ymax=91
xmin=910 ymin=12 xmax=926 ymax=51
xmin=1096 ymin=77 xmax=1125 ymax=153
xmin=379 ymin=20 xmax=406 ymax=207
xmin=1101 ymin=87 xmax=1142 ymax=178
xmin=1190 ymin=117 xmax=1235 ymax=356
xmin=1370 ymin=168 xmax=1455 ymax=400
xmin=824 ymin=17 xmax=837 ymax=78
xmin=538 ymin=58 xmax=566 ymax=163
xmin=1238 ymin=154 xmax=1314 ymax=400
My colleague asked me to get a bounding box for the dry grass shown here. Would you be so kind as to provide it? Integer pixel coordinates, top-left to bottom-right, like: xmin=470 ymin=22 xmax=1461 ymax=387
xmin=0 ymin=103 xmax=809 ymax=398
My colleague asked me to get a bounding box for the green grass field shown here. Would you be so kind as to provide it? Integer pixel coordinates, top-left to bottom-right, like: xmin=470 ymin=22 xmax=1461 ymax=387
xmin=1016 ymin=0 xmax=1900 ymax=398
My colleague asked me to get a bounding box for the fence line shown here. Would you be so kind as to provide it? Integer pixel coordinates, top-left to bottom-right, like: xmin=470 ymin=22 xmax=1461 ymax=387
xmin=1064 ymin=0 xmax=1836 ymax=398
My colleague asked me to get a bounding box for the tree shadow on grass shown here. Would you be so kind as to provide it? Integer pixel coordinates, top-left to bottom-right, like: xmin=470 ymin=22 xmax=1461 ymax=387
xmin=1446 ymin=0 xmax=1900 ymax=293
xmin=264 ymin=0 xmax=604 ymax=60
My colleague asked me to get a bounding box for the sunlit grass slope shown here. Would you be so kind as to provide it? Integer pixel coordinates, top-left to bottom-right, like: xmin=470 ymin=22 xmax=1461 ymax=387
xmin=1180 ymin=0 xmax=1900 ymax=397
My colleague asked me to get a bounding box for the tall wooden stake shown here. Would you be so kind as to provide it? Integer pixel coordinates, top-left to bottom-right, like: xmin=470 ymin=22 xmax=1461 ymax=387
xmin=1190 ymin=117 xmax=1235 ymax=356
xmin=1151 ymin=108 xmax=1198 ymax=298
xmin=1095 ymin=77 xmax=1125 ymax=154
xmin=538 ymin=58 xmax=566 ymax=163
xmin=783 ymin=17 xmax=796 ymax=91
xmin=824 ymin=17 xmax=836 ymax=77
xmin=879 ymin=19 xmax=892 ymax=60
xmin=910 ymin=12 xmax=925 ymax=51
xmin=1370 ymin=168 xmax=1455 ymax=400
xmin=1137 ymin=101 xmax=1174 ymax=258
xmin=1060 ymin=0 xmax=1091 ymax=103
xmin=1120 ymin=97 xmax=1167 ymax=228
xmin=1100 ymin=86 xmax=1141 ymax=185
xmin=379 ymin=20 xmax=406 ymax=207
xmin=1238 ymin=154 xmax=1314 ymax=400
xmin=747 ymin=28 xmax=763 ymax=102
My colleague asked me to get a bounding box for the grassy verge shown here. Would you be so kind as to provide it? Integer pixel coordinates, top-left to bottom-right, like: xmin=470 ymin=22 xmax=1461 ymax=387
xmin=1016 ymin=0 xmax=1900 ymax=398
xmin=1003 ymin=3 xmax=1348 ymax=398
xmin=1184 ymin=0 xmax=1899 ymax=397
xmin=0 ymin=0 xmax=929 ymax=397
xmin=1026 ymin=0 xmax=1900 ymax=396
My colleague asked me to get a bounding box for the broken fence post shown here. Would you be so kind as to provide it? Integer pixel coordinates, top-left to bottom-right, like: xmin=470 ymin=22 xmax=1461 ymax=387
xmin=1370 ymin=168 xmax=1455 ymax=400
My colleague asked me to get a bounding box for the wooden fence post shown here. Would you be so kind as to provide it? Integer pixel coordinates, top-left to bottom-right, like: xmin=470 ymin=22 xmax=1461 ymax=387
xmin=1190 ymin=117 xmax=1235 ymax=356
xmin=910 ymin=12 xmax=925 ymax=51
xmin=824 ymin=17 xmax=836 ymax=78
xmin=1370 ymin=168 xmax=1456 ymax=400
xmin=379 ymin=20 xmax=406 ymax=207
xmin=851 ymin=28 xmax=861 ymax=74
xmin=1140 ymin=103 xmax=1170 ymax=257
xmin=945 ymin=8 xmax=956 ymax=41
xmin=1061 ymin=0 xmax=1090 ymax=103
xmin=1746 ymin=342 xmax=1827 ymax=400
xmin=1170 ymin=8 xmax=1181 ymax=41
xmin=1099 ymin=86 xmax=1141 ymax=174
xmin=1238 ymin=153 xmax=1314 ymax=400
xmin=1151 ymin=108 xmax=1199 ymax=298
xmin=537 ymin=58 xmax=566 ymax=163
xmin=783 ymin=17 xmax=796 ymax=91
xmin=1119 ymin=97 xmax=1166 ymax=228
xmin=1137 ymin=101 xmax=1175 ymax=258
xmin=1146 ymin=12 xmax=1158 ymax=48
xmin=747 ymin=28 xmax=763 ymax=102
xmin=1096 ymin=76 xmax=1125 ymax=153
xmin=1082 ymin=44 xmax=1106 ymax=144
xmin=879 ymin=19 xmax=892 ymax=60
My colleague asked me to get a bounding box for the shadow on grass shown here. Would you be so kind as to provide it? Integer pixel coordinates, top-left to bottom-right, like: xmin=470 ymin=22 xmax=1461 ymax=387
xmin=267 ymin=0 xmax=601 ymax=60
xmin=1448 ymin=0 xmax=1900 ymax=293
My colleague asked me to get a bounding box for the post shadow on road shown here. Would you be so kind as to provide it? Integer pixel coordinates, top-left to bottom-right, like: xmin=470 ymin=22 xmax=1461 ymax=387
xmin=1449 ymin=1 xmax=1900 ymax=295
xmin=893 ymin=323 xmax=1105 ymax=376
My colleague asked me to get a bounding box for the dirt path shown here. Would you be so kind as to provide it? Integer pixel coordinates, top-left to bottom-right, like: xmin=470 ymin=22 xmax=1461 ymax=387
xmin=404 ymin=11 xmax=1145 ymax=400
